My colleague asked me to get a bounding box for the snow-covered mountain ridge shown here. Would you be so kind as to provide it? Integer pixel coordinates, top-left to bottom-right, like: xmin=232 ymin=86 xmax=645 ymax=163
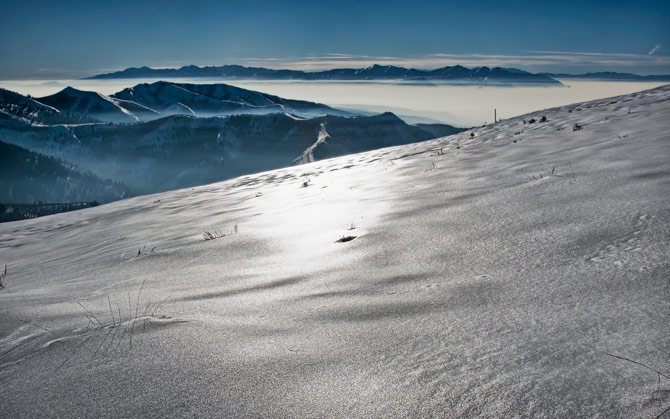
xmin=36 ymin=86 xmax=159 ymax=123
xmin=2 ymin=82 xmax=352 ymax=125
xmin=111 ymin=81 xmax=351 ymax=119
xmin=0 ymin=85 xmax=668 ymax=418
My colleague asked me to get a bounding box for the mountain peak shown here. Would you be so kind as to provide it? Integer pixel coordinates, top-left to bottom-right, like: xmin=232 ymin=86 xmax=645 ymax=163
xmin=110 ymin=81 xmax=350 ymax=120
xmin=60 ymin=86 xmax=82 ymax=94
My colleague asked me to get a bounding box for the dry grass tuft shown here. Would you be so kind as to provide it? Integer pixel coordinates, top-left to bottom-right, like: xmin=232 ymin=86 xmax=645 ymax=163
xmin=0 ymin=264 xmax=6 ymax=290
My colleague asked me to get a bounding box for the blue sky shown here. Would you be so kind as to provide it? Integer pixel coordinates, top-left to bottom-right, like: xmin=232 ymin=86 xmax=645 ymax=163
xmin=1 ymin=0 xmax=668 ymax=79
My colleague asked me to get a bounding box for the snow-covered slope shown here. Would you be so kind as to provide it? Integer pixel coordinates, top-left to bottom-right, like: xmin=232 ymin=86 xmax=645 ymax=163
xmin=0 ymin=87 xmax=95 ymax=125
xmin=36 ymin=87 xmax=158 ymax=123
xmin=112 ymin=81 xmax=352 ymax=119
xmin=0 ymin=86 xmax=668 ymax=418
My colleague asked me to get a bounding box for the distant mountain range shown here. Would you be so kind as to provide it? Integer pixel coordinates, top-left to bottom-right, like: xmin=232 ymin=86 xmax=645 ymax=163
xmin=87 ymin=64 xmax=562 ymax=85
xmin=0 ymin=83 xmax=464 ymax=213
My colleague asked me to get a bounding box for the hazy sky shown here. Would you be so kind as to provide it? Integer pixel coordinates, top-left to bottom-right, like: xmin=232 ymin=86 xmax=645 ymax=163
xmin=1 ymin=0 xmax=669 ymax=79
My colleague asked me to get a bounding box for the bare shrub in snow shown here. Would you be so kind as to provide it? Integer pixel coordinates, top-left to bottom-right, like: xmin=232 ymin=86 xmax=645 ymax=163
xmin=203 ymin=230 xmax=225 ymax=241
xmin=74 ymin=280 xmax=174 ymax=357
xmin=0 ymin=264 xmax=6 ymax=290
xmin=607 ymin=353 xmax=670 ymax=396
xmin=204 ymin=224 xmax=238 ymax=241
xmin=527 ymin=166 xmax=562 ymax=182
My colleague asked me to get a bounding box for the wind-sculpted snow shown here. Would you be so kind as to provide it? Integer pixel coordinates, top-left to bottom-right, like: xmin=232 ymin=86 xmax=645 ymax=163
xmin=0 ymin=85 xmax=668 ymax=418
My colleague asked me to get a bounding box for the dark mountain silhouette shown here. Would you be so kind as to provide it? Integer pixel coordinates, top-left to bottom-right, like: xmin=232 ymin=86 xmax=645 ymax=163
xmin=87 ymin=64 xmax=562 ymax=84
xmin=0 ymin=140 xmax=133 ymax=205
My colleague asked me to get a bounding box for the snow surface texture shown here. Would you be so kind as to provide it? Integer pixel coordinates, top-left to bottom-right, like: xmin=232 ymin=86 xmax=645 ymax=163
xmin=0 ymin=86 xmax=669 ymax=418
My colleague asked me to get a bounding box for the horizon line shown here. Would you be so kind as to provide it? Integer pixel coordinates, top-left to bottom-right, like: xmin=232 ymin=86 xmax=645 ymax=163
xmin=2 ymin=50 xmax=670 ymax=80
